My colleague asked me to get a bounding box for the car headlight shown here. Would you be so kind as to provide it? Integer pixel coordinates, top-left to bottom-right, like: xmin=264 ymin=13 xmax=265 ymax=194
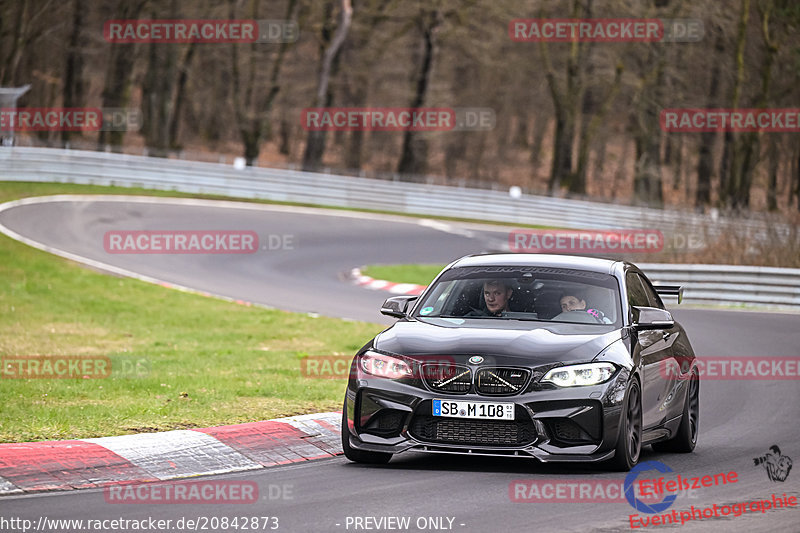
xmin=542 ymin=362 xmax=616 ymax=387
xmin=360 ymin=351 xmax=413 ymax=379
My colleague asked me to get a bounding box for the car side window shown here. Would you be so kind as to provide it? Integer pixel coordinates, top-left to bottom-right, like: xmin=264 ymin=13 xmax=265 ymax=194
xmin=636 ymin=273 xmax=665 ymax=309
xmin=625 ymin=272 xmax=650 ymax=308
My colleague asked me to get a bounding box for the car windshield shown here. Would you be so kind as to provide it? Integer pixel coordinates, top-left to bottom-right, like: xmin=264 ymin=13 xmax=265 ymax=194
xmin=413 ymin=265 xmax=622 ymax=326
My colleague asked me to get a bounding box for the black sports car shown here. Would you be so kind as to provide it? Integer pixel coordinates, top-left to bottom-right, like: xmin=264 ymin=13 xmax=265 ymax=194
xmin=342 ymin=254 xmax=699 ymax=471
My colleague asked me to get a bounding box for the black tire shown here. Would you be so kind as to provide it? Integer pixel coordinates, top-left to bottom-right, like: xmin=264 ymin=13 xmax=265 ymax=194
xmin=341 ymin=401 xmax=393 ymax=464
xmin=652 ymin=370 xmax=699 ymax=453
xmin=608 ymin=379 xmax=643 ymax=471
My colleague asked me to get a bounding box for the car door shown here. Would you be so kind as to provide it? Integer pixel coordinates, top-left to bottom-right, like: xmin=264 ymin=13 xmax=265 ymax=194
xmin=638 ymin=272 xmax=685 ymax=425
xmin=626 ymin=271 xmax=674 ymax=430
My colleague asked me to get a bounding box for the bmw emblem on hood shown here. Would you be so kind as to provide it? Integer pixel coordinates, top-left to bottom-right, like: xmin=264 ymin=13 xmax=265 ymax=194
xmin=468 ymin=355 xmax=484 ymax=365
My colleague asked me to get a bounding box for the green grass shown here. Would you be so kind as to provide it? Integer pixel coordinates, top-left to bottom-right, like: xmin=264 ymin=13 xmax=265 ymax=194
xmin=0 ymin=181 xmax=384 ymax=442
xmin=361 ymin=264 xmax=445 ymax=286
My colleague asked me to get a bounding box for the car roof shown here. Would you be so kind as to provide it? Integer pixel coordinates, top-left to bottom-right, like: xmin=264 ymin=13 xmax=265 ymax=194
xmin=449 ymin=253 xmax=621 ymax=275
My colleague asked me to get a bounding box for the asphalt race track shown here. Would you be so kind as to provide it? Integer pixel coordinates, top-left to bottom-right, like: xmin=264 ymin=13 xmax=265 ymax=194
xmin=1 ymin=196 xmax=798 ymax=533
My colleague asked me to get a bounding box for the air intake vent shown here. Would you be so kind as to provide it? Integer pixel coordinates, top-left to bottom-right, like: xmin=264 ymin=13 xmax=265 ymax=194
xmin=409 ymin=416 xmax=536 ymax=446
xmin=422 ymin=364 xmax=472 ymax=394
xmin=475 ymin=368 xmax=530 ymax=395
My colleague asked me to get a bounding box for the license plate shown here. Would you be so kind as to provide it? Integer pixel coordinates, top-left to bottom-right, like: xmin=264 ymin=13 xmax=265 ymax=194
xmin=432 ymin=399 xmax=515 ymax=420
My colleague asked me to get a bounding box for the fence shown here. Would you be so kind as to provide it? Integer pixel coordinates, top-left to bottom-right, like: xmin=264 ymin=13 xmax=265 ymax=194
xmin=1 ymin=147 xmax=797 ymax=310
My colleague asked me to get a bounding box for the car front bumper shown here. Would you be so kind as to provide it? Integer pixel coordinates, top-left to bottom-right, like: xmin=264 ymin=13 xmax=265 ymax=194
xmin=343 ymin=363 xmax=631 ymax=463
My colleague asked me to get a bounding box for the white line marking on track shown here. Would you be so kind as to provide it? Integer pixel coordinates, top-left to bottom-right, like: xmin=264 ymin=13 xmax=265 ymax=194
xmin=82 ymin=430 xmax=261 ymax=480
xmin=0 ymin=475 xmax=23 ymax=495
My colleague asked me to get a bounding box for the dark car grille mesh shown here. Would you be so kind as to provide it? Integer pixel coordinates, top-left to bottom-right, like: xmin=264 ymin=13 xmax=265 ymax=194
xmin=553 ymin=420 xmax=583 ymax=441
xmin=409 ymin=403 xmax=537 ymax=447
xmin=475 ymin=368 xmax=530 ymax=395
xmin=363 ymin=409 xmax=406 ymax=435
xmin=551 ymin=418 xmax=593 ymax=443
xmin=422 ymin=364 xmax=472 ymax=394
xmin=409 ymin=416 xmax=536 ymax=446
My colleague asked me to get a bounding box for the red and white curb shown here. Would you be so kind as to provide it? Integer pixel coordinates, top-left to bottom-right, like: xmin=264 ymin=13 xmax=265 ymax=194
xmin=0 ymin=412 xmax=341 ymax=496
xmin=349 ymin=268 xmax=427 ymax=296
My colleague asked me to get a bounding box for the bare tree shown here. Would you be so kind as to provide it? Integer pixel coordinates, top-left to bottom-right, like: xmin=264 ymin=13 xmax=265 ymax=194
xmin=302 ymin=0 xmax=353 ymax=171
xmin=61 ymin=0 xmax=85 ymax=144
xmin=231 ymin=0 xmax=298 ymax=166
xmin=538 ymin=0 xmax=589 ymax=194
xmin=97 ymin=0 xmax=148 ymax=151
xmin=695 ymin=27 xmax=726 ymax=210
xmin=397 ymin=3 xmax=442 ymax=176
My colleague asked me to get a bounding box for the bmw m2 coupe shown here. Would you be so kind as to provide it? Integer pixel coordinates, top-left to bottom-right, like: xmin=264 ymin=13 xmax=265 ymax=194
xmin=342 ymin=254 xmax=699 ymax=471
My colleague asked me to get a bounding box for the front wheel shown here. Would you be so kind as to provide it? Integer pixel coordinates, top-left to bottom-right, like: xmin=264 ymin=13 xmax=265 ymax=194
xmin=608 ymin=379 xmax=642 ymax=471
xmin=652 ymin=370 xmax=699 ymax=453
xmin=341 ymin=400 xmax=393 ymax=464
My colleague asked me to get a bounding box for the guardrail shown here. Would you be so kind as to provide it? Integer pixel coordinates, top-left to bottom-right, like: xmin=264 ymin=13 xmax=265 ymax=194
xmin=1 ymin=147 xmax=797 ymax=310
xmin=639 ymin=263 xmax=800 ymax=309
xmin=0 ymin=146 xmax=777 ymax=234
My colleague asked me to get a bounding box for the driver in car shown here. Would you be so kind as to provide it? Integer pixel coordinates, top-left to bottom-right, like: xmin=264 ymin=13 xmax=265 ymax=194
xmin=467 ymin=280 xmax=513 ymax=317
xmin=560 ymin=291 xmax=612 ymax=323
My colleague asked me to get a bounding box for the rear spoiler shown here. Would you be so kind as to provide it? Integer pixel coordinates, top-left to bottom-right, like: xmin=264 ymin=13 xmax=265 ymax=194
xmin=654 ymin=285 xmax=684 ymax=304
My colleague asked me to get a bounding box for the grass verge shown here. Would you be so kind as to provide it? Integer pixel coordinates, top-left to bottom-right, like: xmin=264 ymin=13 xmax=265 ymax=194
xmin=0 ymin=182 xmax=383 ymax=442
xmin=361 ymin=264 xmax=444 ymax=287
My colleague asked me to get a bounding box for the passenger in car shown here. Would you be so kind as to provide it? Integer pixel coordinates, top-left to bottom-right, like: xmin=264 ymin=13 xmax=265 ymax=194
xmin=559 ymin=291 xmax=612 ymax=323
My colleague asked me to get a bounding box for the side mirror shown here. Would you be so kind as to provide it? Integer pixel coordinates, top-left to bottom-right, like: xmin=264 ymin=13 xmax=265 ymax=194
xmin=631 ymin=306 xmax=674 ymax=330
xmin=380 ymin=295 xmax=418 ymax=318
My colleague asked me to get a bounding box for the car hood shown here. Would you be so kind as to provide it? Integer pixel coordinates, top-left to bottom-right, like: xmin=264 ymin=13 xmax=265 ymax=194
xmin=373 ymin=318 xmax=623 ymax=366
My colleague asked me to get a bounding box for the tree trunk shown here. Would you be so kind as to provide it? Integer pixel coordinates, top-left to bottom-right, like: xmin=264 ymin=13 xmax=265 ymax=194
xmin=539 ymin=0 xmax=591 ymax=194
xmin=343 ymin=83 xmax=366 ymax=170
xmin=98 ymin=0 xmax=147 ymax=151
xmin=766 ymin=136 xmax=779 ymax=211
xmin=672 ymin=134 xmax=683 ymax=191
xmin=576 ymin=63 xmax=622 ymax=195
xmin=730 ymin=0 xmax=777 ymax=211
xmin=168 ymin=41 xmax=196 ymax=150
xmin=632 ymin=46 xmax=665 ymax=207
xmin=278 ymin=116 xmax=292 ymax=156
xmin=514 ymin=117 xmax=529 ymax=148
xmin=61 ymin=0 xmax=85 ymax=144
xmin=397 ymin=7 xmax=441 ymax=176
xmin=720 ymin=0 xmax=750 ymax=209
xmin=795 ymin=145 xmax=800 ymax=211
xmin=529 ymin=114 xmax=548 ymax=169
xmin=302 ymin=0 xmax=352 ymax=171
xmin=1 ymin=0 xmax=27 ymax=85
xmin=231 ymin=0 xmax=298 ymax=166
xmin=142 ymin=0 xmax=178 ymax=158
xmin=695 ymin=32 xmax=724 ymax=209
